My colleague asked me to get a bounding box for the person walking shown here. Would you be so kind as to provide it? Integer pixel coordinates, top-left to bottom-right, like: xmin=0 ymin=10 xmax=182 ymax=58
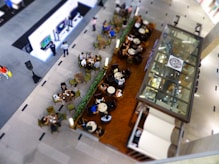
xmin=92 ymin=17 xmax=97 ymax=31
xmin=50 ymin=41 xmax=56 ymax=56
xmin=61 ymin=41 xmax=69 ymax=57
xmin=98 ymin=0 xmax=105 ymax=9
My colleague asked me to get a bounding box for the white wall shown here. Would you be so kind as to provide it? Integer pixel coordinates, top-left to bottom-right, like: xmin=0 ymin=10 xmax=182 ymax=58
xmin=28 ymin=0 xmax=78 ymax=61
xmin=78 ymin=0 xmax=97 ymax=7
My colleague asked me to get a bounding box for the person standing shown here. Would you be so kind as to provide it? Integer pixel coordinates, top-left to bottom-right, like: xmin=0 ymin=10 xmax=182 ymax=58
xmin=92 ymin=17 xmax=97 ymax=31
xmin=98 ymin=0 xmax=105 ymax=9
xmin=50 ymin=41 xmax=56 ymax=56
xmin=61 ymin=41 xmax=69 ymax=57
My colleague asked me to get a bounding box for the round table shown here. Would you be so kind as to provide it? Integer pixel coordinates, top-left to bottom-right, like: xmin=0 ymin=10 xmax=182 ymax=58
xmin=86 ymin=121 xmax=97 ymax=133
xmin=128 ymin=48 xmax=136 ymax=56
xmin=138 ymin=28 xmax=146 ymax=34
xmin=133 ymin=38 xmax=141 ymax=45
xmin=107 ymin=86 xmax=116 ymax=95
xmin=98 ymin=102 xmax=108 ymax=113
xmin=143 ymin=20 xmax=149 ymax=26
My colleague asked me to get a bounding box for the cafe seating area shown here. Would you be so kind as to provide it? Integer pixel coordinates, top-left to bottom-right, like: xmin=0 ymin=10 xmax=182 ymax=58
xmin=38 ymin=105 xmax=67 ymax=133
xmin=77 ymin=63 xmax=130 ymax=137
xmin=117 ymin=16 xmax=155 ymax=65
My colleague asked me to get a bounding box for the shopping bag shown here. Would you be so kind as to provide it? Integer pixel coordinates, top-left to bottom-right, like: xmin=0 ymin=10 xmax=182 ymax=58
xmin=7 ymin=71 xmax=12 ymax=78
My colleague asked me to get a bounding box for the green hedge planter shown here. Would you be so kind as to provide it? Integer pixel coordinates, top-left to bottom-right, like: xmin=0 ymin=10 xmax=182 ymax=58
xmin=73 ymin=69 xmax=106 ymax=121
xmin=119 ymin=17 xmax=135 ymax=47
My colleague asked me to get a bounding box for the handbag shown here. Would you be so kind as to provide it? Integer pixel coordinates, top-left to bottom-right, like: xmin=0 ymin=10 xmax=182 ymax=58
xmin=7 ymin=71 xmax=12 ymax=77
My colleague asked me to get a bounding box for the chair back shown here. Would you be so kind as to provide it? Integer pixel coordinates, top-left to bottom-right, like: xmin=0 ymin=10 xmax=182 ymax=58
xmin=75 ymin=89 xmax=81 ymax=98
xmin=47 ymin=106 xmax=55 ymax=114
xmin=85 ymin=73 xmax=91 ymax=82
xmin=67 ymin=103 xmax=75 ymax=111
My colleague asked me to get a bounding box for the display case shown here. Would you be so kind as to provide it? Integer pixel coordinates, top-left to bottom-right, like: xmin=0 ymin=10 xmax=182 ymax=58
xmin=137 ymin=24 xmax=203 ymax=122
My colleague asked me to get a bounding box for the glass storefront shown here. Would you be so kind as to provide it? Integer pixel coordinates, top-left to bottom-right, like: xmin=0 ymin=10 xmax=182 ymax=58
xmin=137 ymin=24 xmax=203 ymax=122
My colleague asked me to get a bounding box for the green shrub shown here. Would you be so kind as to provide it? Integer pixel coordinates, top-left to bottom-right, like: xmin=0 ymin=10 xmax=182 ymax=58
xmin=73 ymin=69 xmax=105 ymax=121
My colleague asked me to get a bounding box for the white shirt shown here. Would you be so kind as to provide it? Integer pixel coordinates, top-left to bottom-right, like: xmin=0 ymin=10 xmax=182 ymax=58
xmin=61 ymin=43 xmax=68 ymax=50
xmin=81 ymin=59 xmax=86 ymax=67
xmin=118 ymin=78 xmax=125 ymax=85
xmin=94 ymin=61 xmax=100 ymax=68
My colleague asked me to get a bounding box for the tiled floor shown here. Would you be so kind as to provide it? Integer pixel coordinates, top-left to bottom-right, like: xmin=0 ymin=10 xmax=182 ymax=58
xmin=0 ymin=0 xmax=218 ymax=163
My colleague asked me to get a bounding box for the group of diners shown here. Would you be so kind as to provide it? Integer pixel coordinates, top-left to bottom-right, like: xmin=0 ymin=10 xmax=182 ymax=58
xmin=102 ymin=20 xmax=116 ymax=38
xmin=77 ymin=118 xmax=105 ymax=137
xmin=77 ymin=64 xmax=131 ymax=137
xmin=120 ymin=34 xmax=144 ymax=57
xmin=40 ymin=112 xmax=65 ymax=133
xmin=79 ymin=52 xmax=102 ymax=70
xmin=87 ymin=91 xmax=116 ymax=124
xmin=115 ymin=2 xmax=133 ymax=18
xmin=133 ymin=15 xmax=152 ymax=40
xmin=53 ymin=82 xmax=76 ymax=103
xmin=103 ymin=63 xmax=131 ymax=90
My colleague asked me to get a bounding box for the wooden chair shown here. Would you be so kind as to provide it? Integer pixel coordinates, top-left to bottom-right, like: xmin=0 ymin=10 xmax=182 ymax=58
xmin=47 ymin=106 xmax=55 ymax=114
xmin=67 ymin=103 xmax=75 ymax=112
xmin=38 ymin=119 xmax=44 ymax=128
xmin=69 ymin=78 xmax=78 ymax=87
xmin=84 ymin=73 xmax=91 ymax=83
xmin=58 ymin=113 xmax=67 ymax=120
xmin=74 ymin=89 xmax=81 ymax=99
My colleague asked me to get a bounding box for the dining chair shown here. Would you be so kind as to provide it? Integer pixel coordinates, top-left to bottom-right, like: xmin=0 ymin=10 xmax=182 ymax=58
xmin=67 ymin=103 xmax=75 ymax=112
xmin=47 ymin=106 xmax=55 ymax=114
xmin=58 ymin=113 xmax=67 ymax=120
xmin=74 ymin=89 xmax=81 ymax=99
xmin=38 ymin=119 xmax=44 ymax=127
xmin=85 ymin=68 xmax=92 ymax=73
xmin=84 ymin=73 xmax=91 ymax=83
xmin=69 ymin=78 xmax=78 ymax=87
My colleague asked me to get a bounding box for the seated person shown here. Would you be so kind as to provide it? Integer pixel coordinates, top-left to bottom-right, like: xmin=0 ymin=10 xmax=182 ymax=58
xmin=77 ymin=118 xmax=87 ymax=130
xmin=86 ymin=62 xmax=93 ymax=70
xmin=101 ymin=114 xmax=112 ymax=122
xmin=109 ymin=28 xmax=116 ymax=38
xmin=86 ymin=52 xmax=93 ymax=59
xmin=81 ymin=58 xmax=87 ymax=67
xmin=94 ymin=55 xmax=101 ymax=61
xmin=127 ymin=5 xmax=133 ymax=15
xmin=127 ymin=34 xmax=135 ymax=41
xmin=70 ymin=90 xmax=75 ymax=97
xmin=99 ymin=83 xmax=108 ymax=91
xmin=118 ymin=77 xmax=125 ymax=86
xmin=122 ymin=18 xmax=128 ymax=28
xmin=61 ymin=82 xmax=68 ymax=92
xmin=115 ymin=89 xmax=123 ymax=97
xmin=89 ymin=104 xmax=99 ymax=114
xmin=95 ymin=96 xmax=105 ymax=104
xmin=41 ymin=116 xmax=50 ymax=125
xmin=102 ymin=20 xmax=111 ymax=33
xmin=94 ymin=60 xmax=101 ymax=69
xmin=136 ymin=44 xmax=143 ymax=54
xmin=115 ymin=4 xmax=121 ymax=14
xmin=79 ymin=52 xmax=85 ymax=60
xmin=136 ymin=15 xmax=143 ymax=24
xmin=95 ymin=126 xmax=104 ymax=137
xmin=121 ymin=38 xmax=130 ymax=50
xmin=133 ymin=129 xmax=142 ymax=145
